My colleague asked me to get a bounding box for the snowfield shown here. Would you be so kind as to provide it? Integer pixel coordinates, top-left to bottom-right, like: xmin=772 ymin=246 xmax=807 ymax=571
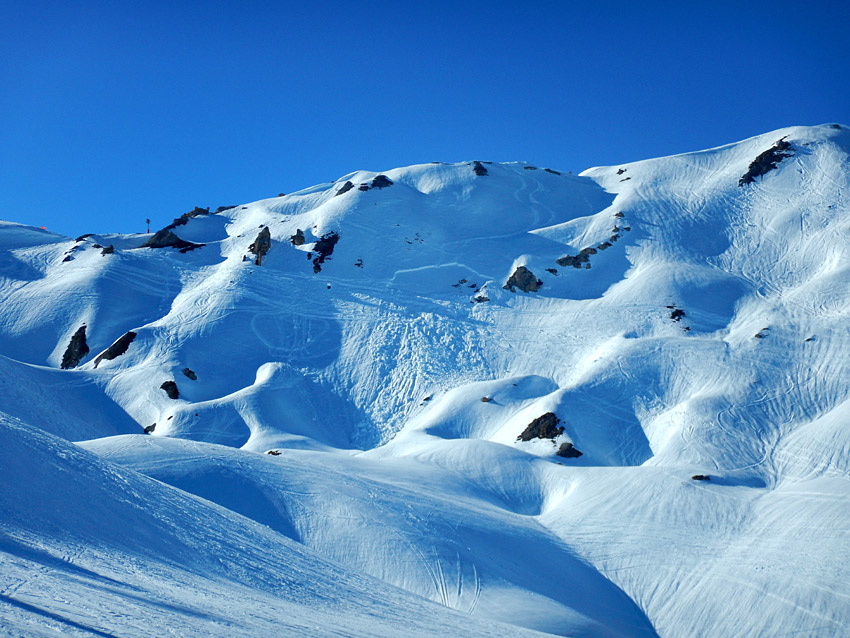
xmin=1 ymin=124 xmax=848 ymax=637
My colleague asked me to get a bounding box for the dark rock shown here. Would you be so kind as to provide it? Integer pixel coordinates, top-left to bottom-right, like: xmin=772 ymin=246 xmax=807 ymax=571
xmin=249 ymin=227 xmax=272 ymax=265
xmin=75 ymin=233 xmax=93 ymax=242
xmin=100 ymin=245 xmax=114 ymax=255
xmin=473 ymin=294 xmax=490 ymax=303
xmin=160 ymin=380 xmax=179 ymax=400
xmin=609 ymin=233 xmax=621 ymax=242
xmin=266 ymin=450 xmax=282 ymax=456
xmin=277 ymin=193 xmax=286 ymax=197
xmin=617 ymin=168 xmax=627 ymax=175
xmin=544 ymin=168 xmax=561 ymax=175
xmin=556 ymin=442 xmax=583 ymax=458
xmin=358 ymin=184 xmax=370 ymax=191
xmin=182 ymin=367 xmax=197 ymax=380
xmin=691 ymin=474 xmax=710 ymax=481
xmin=423 ymin=395 xmax=432 ymax=402
xmin=805 ymin=336 xmax=815 ymax=342
xmin=311 ymin=232 xmax=339 ymax=273
xmin=754 ymin=332 xmax=765 ymax=339
xmin=144 ymin=424 xmax=156 ymax=434
xmin=472 ymin=161 xmax=488 ymax=176
xmin=524 ymin=166 xmax=537 ymax=170
xmin=480 ymin=396 xmax=493 ymax=403
xmin=597 ymin=241 xmax=612 ymax=250
xmin=335 ymin=181 xmax=355 ymax=196
xmin=556 ymin=246 xmax=596 ymax=268
xmin=614 ymin=211 xmax=625 ymax=217
xmin=370 ymin=175 xmax=393 ymax=189
xmin=670 ymin=308 xmax=686 ymax=321
xmin=92 ymin=243 xmax=102 ymax=249
xmin=832 ymin=124 xmax=841 ymax=129
xmin=139 ymin=229 xmax=204 ymax=252
xmin=164 ymin=207 xmax=210 ymax=230
xmin=620 ymin=177 xmax=631 ymax=182
xmin=739 ymin=138 xmax=794 ymax=186
xmin=545 ymin=268 xmax=559 ymax=275
xmin=93 ymin=331 xmax=137 ymax=368
xmin=290 ymin=229 xmax=305 ymax=246
xmin=215 ymin=205 xmax=236 ymax=213
xmin=354 ymin=257 xmax=363 ymax=268
xmin=60 ymin=325 xmax=89 ymax=369
xmin=517 ymin=412 xmax=564 ymax=442
xmin=503 ymin=266 xmax=542 ymax=293
xmin=62 ymin=255 xmax=73 ymax=262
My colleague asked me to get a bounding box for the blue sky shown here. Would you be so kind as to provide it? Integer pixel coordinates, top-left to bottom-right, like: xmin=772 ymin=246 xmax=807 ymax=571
xmin=1 ymin=0 xmax=847 ymax=237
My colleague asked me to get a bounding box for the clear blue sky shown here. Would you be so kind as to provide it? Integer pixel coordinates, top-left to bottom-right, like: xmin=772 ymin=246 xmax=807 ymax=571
xmin=1 ymin=0 xmax=847 ymax=237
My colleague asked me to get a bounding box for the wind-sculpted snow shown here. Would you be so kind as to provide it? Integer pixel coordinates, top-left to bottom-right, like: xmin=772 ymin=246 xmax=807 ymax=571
xmin=1 ymin=124 xmax=850 ymax=636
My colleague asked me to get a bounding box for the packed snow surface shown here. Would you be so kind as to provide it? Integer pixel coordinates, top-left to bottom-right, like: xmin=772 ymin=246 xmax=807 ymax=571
xmin=1 ymin=124 xmax=849 ymax=637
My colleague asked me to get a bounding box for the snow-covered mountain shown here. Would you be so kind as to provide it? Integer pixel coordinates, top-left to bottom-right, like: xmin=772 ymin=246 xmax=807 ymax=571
xmin=1 ymin=123 xmax=848 ymax=637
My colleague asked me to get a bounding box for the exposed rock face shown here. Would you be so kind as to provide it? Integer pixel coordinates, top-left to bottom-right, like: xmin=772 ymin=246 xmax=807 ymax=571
xmin=290 ymin=229 xmax=305 ymax=246
xmin=544 ymin=168 xmax=561 ymax=175
xmin=160 ymin=381 xmax=179 ymax=400
xmin=60 ymin=325 xmax=89 ymax=369
xmin=517 ymin=412 xmax=564 ymax=441
xmin=670 ymin=308 xmax=686 ymax=321
xmin=144 ymin=423 xmax=156 ymax=434
xmin=739 ymin=138 xmax=794 ymax=186
xmin=182 ymin=367 xmax=197 ymax=380
xmin=370 ymin=175 xmax=393 ymax=189
xmin=139 ymin=230 xmax=204 ymax=253
xmin=93 ymin=331 xmax=137 ymax=368
xmin=557 ymin=247 xmax=596 ymax=268
xmin=503 ymin=266 xmax=542 ymax=292
xmin=165 ymin=207 xmax=210 ymax=230
xmin=249 ymin=227 xmax=272 ymax=265
xmin=100 ymin=245 xmax=114 ymax=255
xmin=335 ymin=181 xmax=355 ymax=196
xmin=75 ymin=233 xmax=93 ymax=242
xmin=556 ymin=442 xmax=583 ymax=458
xmin=215 ymin=205 xmax=236 ymax=213
xmin=691 ymin=474 xmax=711 ymax=481
xmin=472 ymin=161 xmax=488 ymax=176
xmin=311 ymin=232 xmax=339 ymax=273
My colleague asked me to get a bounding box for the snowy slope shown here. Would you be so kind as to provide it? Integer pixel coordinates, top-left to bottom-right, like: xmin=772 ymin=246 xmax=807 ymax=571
xmin=1 ymin=123 xmax=849 ymax=637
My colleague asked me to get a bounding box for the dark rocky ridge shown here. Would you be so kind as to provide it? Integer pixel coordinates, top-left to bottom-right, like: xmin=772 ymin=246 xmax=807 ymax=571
xmin=93 ymin=331 xmax=137 ymax=368
xmin=739 ymin=138 xmax=794 ymax=186
xmin=160 ymin=381 xmax=179 ymax=400
xmin=312 ymin=232 xmax=339 ymax=273
xmin=60 ymin=325 xmax=89 ymax=369
xmin=139 ymin=230 xmax=204 ymax=253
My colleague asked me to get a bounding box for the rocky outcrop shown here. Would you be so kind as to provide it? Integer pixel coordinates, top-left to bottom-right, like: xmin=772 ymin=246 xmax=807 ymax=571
xmin=290 ymin=229 xmax=305 ymax=246
xmin=182 ymin=367 xmax=197 ymax=380
xmin=144 ymin=423 xmax=156 ymax=434
xmin=164 ymin=207 xmax=209 ymax=230
xmin=370 ymin=175 xmax=393 ymax=189
xmin=472 ymin=161 xmax=488 ymax=176
xmin=739 ymin=138 xmax=794 ymax=186
xmin=93 ymin=331 xmax=137 ymax=368
xmin=517 ymin=412 xmax=564 ymax=442
xmin=557 ymin=247 xmax=596 ymax=268
xmin=100 ymin=245 xmax=114 ymax=255
xmin=312 ymin=232 xmax=339 ymax=273
xmin=160 ymin=381 xmax=179 ymax=400
xmin=556 ymin=442 xmax=583 ymax=458
xmin=335 ymin=181 xmax=355 ymax=196
xmin=691 ymin=474 xmax=710 ymax=481
xmin=60 ymin=325 xmax=89 ymax=369
xmin=249 ymin=227 xmax=272 ymax=265
xmin=139 ymin=229 xmax=204 ymax=253
xmin=503 ymin=266 xmax=542 ymax=293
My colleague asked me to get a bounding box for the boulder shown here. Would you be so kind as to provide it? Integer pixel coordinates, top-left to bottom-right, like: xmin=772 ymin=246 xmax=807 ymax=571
xmin=290 ymin=229 xmax=305 ymax=246
xmin=160 ymin=381 xmax=179 ymax=400
xmin=517 ymin=412 xmax=564 ymax=442
xmin=249 ymin=227 xmax=272 ymax=265
xmin=335 ymin=181 xmax=355 ymax=196
xmin=556 ymin=442 xmax=583 ymax=458
xmin=139 ymin=229 xmax=204 ymax=253
xmin=311 ymin=232 xmax=339 ymax=273
xmin=182 ymin=367 xmax=197 ymax=381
